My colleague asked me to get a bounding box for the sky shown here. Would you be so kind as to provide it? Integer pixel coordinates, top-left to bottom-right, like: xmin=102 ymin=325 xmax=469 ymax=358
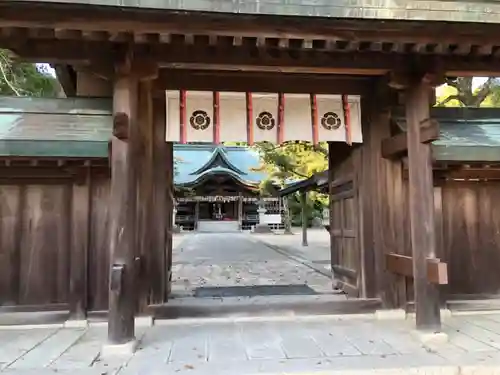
xmin=38 ymin=63 xmax=56 ymax=77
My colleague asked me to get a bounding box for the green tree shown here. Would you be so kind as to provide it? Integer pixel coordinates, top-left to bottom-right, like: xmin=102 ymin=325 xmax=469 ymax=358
xmin=436 ymin=77 xmax=500 ymax=107
xmin=252 ymin=141 xmax=329 ymax=226
xmin=0 ymin=49 xmax=59 ymax=97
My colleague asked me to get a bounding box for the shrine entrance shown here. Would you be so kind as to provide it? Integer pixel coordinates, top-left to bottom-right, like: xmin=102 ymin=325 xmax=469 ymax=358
xmin=2 ymin=0 xmax=489 ymax=351
xmin=197 ymin=201 xmax=239 ymax=232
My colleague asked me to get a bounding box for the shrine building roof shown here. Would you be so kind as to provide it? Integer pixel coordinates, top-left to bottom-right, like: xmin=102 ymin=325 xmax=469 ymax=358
xmin=0 ymin=97 xmax=267 ymax=185
xmin=174 ymin=144 xmax=267 ymax=187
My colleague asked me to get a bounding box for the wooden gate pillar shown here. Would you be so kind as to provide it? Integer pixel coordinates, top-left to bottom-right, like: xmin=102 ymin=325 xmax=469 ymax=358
xmin=405 ymin=79 xmax=441 ymax=331
xmin=108 ymin=70 xmax=140 ymax=346
xmin=360 ymin=87 xmax=405 ymax=305
xmin=136 ymin=80 xmax=154 ymax=311
xmin=149 ymin=91 xmax=168 ymax=305
xmin=166 ymin=142 xmax=174 ymax=296
xmin=107 ymin=54 xmax=158 ymax=349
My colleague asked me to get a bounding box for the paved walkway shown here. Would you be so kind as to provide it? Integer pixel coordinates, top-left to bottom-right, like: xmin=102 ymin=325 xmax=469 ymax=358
xmin=171 ymin=232 xmax=335 ymax=297
xmin=252 ymin=228 xmax=332 ymax=276
xmin=3 ymin=314 xmax=500 ymax=374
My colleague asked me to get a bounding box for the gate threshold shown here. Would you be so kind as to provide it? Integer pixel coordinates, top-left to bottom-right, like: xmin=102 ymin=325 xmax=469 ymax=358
xmin=147 ymin=295 xmax=381 ymax=320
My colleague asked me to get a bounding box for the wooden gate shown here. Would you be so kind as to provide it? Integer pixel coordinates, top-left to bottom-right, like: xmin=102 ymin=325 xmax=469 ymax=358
xmin=330 ymin=175 xmax=361 ymax=297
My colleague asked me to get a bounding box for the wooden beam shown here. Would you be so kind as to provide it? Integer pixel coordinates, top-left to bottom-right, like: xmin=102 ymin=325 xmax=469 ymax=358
xmin=405 ymin=78 xmax=442 ymax=331
xmin=54 ymin=64 xmax=76 ymax=97
xmin=385 ymin=254 xmax=448 ymax=285
xmin=150 ymin=92 xmax=168 ymax=304
xmin=381 ymin=119 xmax=440 ymax=159
xmin=5 ymin=38 xmax=500 ymax=76
xmin=155 ymin=70 xmax=371 ymax=95
xmin=301 ymin=191 xmax=308 ymax=247
xmin=108 ymin=61 xmax=140 ymax=345
xmin=2 ymin=3 xmax=500 ymax=48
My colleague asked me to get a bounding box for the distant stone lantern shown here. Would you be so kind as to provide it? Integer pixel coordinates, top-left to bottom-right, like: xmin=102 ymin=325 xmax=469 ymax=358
xmin=253 ymin=198 xmax=272 ymax=233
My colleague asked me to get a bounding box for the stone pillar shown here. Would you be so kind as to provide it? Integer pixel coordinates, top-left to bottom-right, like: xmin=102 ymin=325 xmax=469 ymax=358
xmin=172 ymin=205 xmax=180 ymax=233
xmin=238 ymin=194 xmax=243 ymax=230
xmin=253 ymin=200 xmax=272 ymax=233
xmin=194 ymin=201 xmax=200 ymax=230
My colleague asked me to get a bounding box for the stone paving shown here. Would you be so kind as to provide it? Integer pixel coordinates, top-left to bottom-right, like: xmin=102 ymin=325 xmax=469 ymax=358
xmin=252 ymin=227 xmax=331 ymax=268
xmin=3 ymin=314 xmax=500 ymax=374
xmin=171 ymin=232 xmax=335 ymax=297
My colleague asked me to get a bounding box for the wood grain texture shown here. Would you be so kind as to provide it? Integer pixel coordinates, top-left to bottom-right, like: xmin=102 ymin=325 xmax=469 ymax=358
xmin=359 ymin=92 xmax=406 ymax=306
xmin=165 ymin=142 xmax=174 ymax=298
xmin=329 ymin=150 xmax=360 ymax=297
xmin=108 ymin=72 xmax=140 ymax=344
xmin=405 ymin=81 xmax=441 ymax=331
xmin=88 ymin=173 xmax=111 ymax=311
xmin=0 ymin=185 xmax=23 ymax=305
xmin=150 ymin=93 xmax=168 ymax=304
xmin=441 ymin=182 xmax=500 ymax=295
xmin=69 ymin=171 xmax=91 ymax=319
xmin=136 ymin=80 xmax=154 ymax=311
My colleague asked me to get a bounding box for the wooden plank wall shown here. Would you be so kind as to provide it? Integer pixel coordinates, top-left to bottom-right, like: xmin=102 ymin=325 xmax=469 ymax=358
xmin=0 ymin=183 xmax=71 ymax=307
xmin=87 ymin=173 xmax=111 ymax=311
xmin=439 ymin=181 xmax=500 ymax=296
xmin=400 ymin=179 xmax=500 ymax=303
xmin=356 ymin=93 xmax=407 ymax=306
xmin=0 ymin=168 xmax=112 ymax=311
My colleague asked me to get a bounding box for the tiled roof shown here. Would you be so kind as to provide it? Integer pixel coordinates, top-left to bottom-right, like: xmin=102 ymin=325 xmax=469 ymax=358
xmin=395 ymin=107 xmax=500 ymax=162
xmin=174 ymin=144 xmax=267 ymax=186
xmin=0 ymin=97 xmax=267 ymax=184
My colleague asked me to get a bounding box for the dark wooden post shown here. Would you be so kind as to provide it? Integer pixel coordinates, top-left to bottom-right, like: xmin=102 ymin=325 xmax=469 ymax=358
xmin=108 ymin=70 xmax=140 ymax=345
xmin=166 ymin=142 xmax=174 ymax=296
xmin=69 ymin=168 xmax=91 ymax=320
xmin=301 ymin=191 xmax=308 ymax=246
xmin=136 ymin=80 xmax=154 ymax=311
xmin=150 ymin=91 xmax=167 ymax=305
xmin=406 ymin=79 xmax=441 ymax=331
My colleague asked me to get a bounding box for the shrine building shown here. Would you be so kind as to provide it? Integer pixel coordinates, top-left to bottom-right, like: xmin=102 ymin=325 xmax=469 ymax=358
xmin=173 ymin=144 xmax=283 ymax=232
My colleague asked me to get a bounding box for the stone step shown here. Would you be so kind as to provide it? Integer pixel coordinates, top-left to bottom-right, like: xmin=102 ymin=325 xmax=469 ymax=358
xmin=149 ymin=294 xmax=381 ymax=320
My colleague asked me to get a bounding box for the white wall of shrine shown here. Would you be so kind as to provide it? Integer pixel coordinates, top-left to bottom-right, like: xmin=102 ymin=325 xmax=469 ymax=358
xmin=165 ymin=90 xmax=362 ymax=144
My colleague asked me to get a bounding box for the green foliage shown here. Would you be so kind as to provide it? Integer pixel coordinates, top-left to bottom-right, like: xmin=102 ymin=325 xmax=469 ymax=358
xmin=252 ymin=141 xmax=328 ymax=185
xmin=0 ymin=49 xmax=59 ymax=97
xmin=436 ymin=77 xmax=500 ymax=108
xmin=251 ymin=141 xmax=329 ymax=224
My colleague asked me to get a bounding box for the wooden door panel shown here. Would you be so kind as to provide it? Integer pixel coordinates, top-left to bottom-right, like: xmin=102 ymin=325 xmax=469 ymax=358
xmin=330 ymin=176 xmax=360 ymax=297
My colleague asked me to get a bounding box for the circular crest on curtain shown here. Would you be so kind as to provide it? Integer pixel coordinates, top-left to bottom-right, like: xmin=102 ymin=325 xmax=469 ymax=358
xmin=256 ymin=111 xmax=276 ymax=130
xmin=190 ymin=110 xmax=211 ymax=130
xmin=321 ymin=112 xmax=342 ymax=130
